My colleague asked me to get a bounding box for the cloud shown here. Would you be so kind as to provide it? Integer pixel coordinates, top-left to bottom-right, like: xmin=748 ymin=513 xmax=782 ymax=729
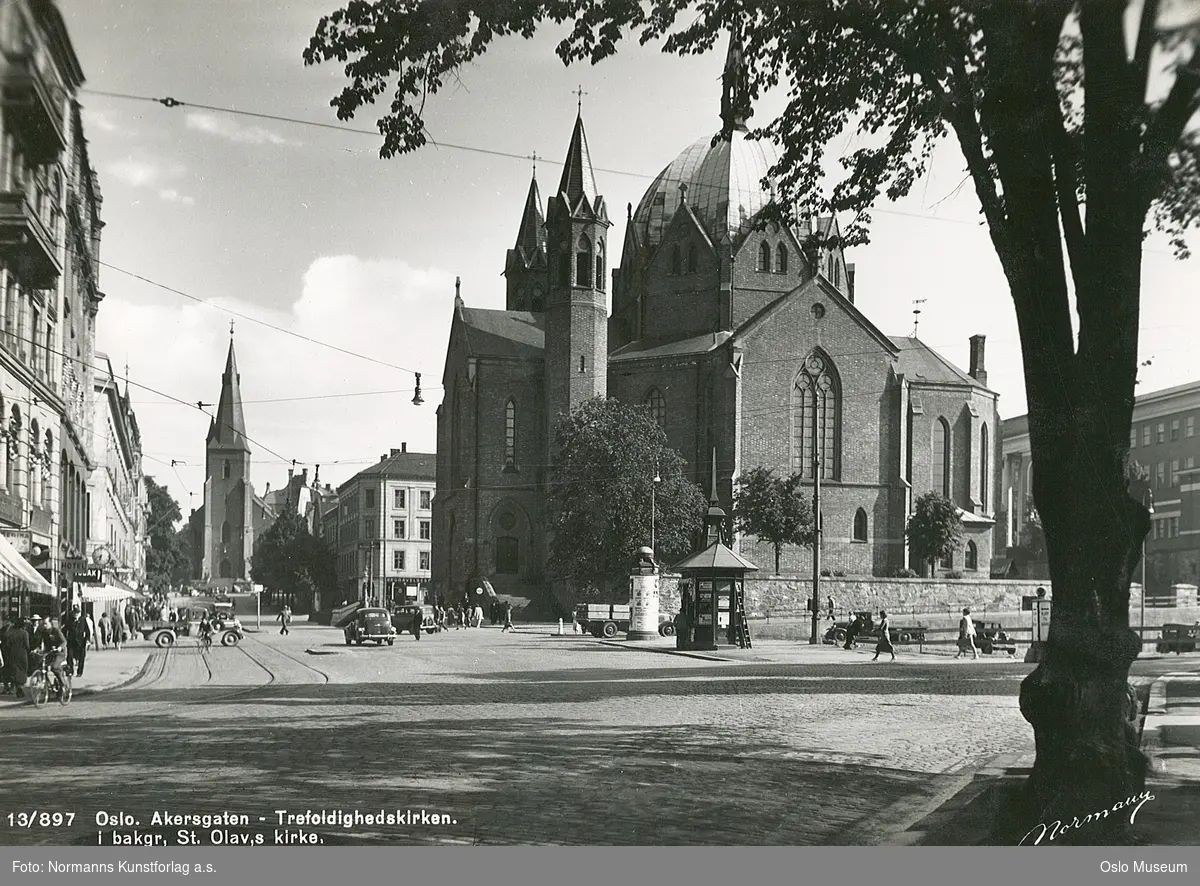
xmin=185 ymin=112 xmax=296 ymax=146
xmin=97 ymin=256 xmax=453 ymax=509
xmin=83 ymin=110 xmax=120 ymax=133
xmin=105 ymin=159 xmax=196 ymax=206
xmin=158 ymin=189 xmax=196 ymax=206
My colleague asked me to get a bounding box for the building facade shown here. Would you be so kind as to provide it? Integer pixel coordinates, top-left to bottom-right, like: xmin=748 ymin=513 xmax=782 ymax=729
xmin=433 ymin=33 xmax=1002 ymax=607
xmin=335 ymin=445 xmax=435 ymax=607
xmin=0 ymin=1 xmax=99 ymax=619
xmin=1002 ymin=379 xmax=1200 ymax=595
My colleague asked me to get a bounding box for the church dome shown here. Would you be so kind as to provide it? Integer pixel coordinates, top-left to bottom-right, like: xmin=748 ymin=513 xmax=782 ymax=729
xmin=631 ymin=129 xmax=781 ymax=252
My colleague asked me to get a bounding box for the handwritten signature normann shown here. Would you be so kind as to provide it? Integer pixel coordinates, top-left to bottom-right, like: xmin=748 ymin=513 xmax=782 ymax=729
xmin=1018 ymin=791 xmax=1156 ymax=845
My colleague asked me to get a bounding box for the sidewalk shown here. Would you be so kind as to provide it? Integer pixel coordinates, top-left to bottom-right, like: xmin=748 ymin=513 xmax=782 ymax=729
xmin=0 ymin=641 xmax=153 ymax=708
xmin=596 ymin=635 xmax=1030 ymax=665
xmin=894 ymin=669 xmax=1200 ymax=845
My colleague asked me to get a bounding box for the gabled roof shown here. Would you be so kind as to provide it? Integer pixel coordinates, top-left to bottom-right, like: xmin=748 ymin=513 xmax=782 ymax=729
xmin=340 ymin=451 xmax=437 ymax=491
xmin=610 ymin=330 xmax=731 ymax=362
xmin=890 ymin=336 xmax=990 ymax=391
xmin=459 ymin=307 xmax=545 ymax=360
xmin=733 ymin=275 xmax=898 ymax=355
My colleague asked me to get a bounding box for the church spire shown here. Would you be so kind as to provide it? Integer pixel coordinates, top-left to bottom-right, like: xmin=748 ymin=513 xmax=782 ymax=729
xmin=720 ymin=23 xmax=753 ymax=134
xmin=515 ymin=171 xmax=546 ymax=255
xmin=556 ymin=112 xmax=598 ymax=207
xmin=207 ymin=335 xmax=250 ymax=452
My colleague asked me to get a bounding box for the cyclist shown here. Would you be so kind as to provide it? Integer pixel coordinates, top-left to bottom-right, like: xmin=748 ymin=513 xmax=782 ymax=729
xmin=37 ymin=616 xmax=69 ymax=699
xmin=197 ymin=614 xmax=214 ymax=647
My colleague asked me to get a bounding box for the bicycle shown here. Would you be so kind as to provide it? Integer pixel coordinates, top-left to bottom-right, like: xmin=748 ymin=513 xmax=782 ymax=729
xmin=199 ymin=631 xmax=213 ymax=651
xmin=27 ymin=651 xmax=72 ymax=708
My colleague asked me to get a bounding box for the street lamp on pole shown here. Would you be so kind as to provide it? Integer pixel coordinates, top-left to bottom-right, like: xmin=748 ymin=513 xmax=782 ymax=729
xmin=1141 ymin=489 xmax=1154 ymax=650
xmin=650 ymin=469 xmax=661 ymax=559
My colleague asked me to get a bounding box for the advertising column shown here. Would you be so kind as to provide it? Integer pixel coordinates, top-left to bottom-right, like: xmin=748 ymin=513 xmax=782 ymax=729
xmin=627 ymin=546 xmax=660 ymax=641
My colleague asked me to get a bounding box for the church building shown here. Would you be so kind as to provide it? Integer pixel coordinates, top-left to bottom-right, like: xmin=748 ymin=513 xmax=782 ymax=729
xmin=432 ymin=34 xmax=1000 ymax=605
xmin=186 ymin=334 xmax=275 ymax=589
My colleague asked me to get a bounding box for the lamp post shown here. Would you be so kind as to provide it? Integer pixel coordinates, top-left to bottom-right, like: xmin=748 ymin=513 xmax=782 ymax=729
xmin=650 ymin=469 xmax=661 ymax=559
xmin=1141 ymin=489 xmax=1154 ymax=649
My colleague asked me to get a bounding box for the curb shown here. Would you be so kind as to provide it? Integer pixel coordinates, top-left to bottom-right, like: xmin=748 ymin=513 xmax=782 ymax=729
xmin=596 ymin=639 xmax=738 ymax=662
xmin=1141 ymin=671 xmax=1195 ymax=771
xmin=0 ymin=650 xmax=156 ymax=707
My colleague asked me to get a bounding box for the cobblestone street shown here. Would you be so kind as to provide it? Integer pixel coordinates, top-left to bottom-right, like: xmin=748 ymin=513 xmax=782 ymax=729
xmin=0 ymin=623 xmax=1039 ymax=845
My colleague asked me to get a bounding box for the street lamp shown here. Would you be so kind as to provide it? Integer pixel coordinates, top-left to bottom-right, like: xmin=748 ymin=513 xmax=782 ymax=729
xmin=1141 ymin=489 xmax=1154 ymax=649
xmin=650 ymin=469 xmax=661 ymax=560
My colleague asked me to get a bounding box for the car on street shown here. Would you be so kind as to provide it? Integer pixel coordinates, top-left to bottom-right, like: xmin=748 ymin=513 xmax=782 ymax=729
xmin=1156 ymin=623 xmax=1199 ymax=654
xmin=823 ymin=611 xmax=927 ymax=646
xmin=974 ymin=620 xmax=1017 ymax=656
xmin=344 ymin=607 xmax=397 ymax=646
xmin=141 ymin=607 xmax=244 ymax=647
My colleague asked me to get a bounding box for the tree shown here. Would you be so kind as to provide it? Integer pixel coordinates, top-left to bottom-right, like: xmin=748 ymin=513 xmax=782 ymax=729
xmin=250 ymin=511 xmax=337 ymax=613
xmin=732 ymin=467 xmax=814 ymax=574
xmin=546 ymin=397 xmax=707 ymax=595
xmin=1019 ymin=505 xmax=1047 ymax=561
xmin=907 ymin=492 xmax=966 ymax=576
xmin=143 ymin=476 xmax=187 ymax=593
xmin=305 ymin=0 xmax=1200 ymax=841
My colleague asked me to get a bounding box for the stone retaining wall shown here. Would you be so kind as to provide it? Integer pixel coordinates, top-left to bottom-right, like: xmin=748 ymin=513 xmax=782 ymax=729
xmin=742 ymin=576 xmax=1053 ymax=616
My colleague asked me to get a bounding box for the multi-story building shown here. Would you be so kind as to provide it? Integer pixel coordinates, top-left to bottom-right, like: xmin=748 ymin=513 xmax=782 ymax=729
xmin=84 ymin=353 xmax=146 ymax=610
xmin=336 ymin=445 xmax=435 ymax=607
xmin=1001 ymin=379 xmax=1200 ymax=595
xmin=0 ymin=1 xmax=96 ymax=619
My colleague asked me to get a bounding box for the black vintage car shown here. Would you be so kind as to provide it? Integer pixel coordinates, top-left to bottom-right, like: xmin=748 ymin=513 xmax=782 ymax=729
xmin=974 ymin=620 xmax=1017 ymax=656
xmin=1156 ymin=623 xmax=1199 ymax=654
xmin=823 ymin=611 xmax=927 ymax=646
xmin=391 ymin=604 xmax=438 ymax=635
xmin=344 ymin=607 xmax=397 ymax=646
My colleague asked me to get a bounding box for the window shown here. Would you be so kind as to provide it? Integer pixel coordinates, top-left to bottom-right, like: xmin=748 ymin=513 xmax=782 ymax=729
xmin=419 ymin=551 xmax=431 ymax=571
xmin=1157 ymin=462 xmax=1165 ymax=487
xmin=1143 ymin=426 xmax=1151 ymax=446
xmin=980 ymin=424 xmax=989 ymax=509
xmin=939 ymin=553 xmax=953 ymax=570
xmin=221 ymin=521 xmax=231 ymax=544
xmin=1171 ymin=516 xmax=1179 ymax=537
xmin=393 ymin=519 xmax=406 ymax=539
xmin=419 ymin=520 xmax=431 ymax=540
xmin=792 ymin=351 xmax=841 ymax=479
xmin=852 ymin=508 xmax=868 ymax=542
xmin=365 ymin=488 xmax=375 ymax=509
xmin=1189 ymin=416 xmax=1195 ymax=438
xmin=933 ymin=417 xmax=951 ymax=498
xmin=1187 ymin=456 xmax=1195 ymax=470
xmin=558 ymin=248 xmax=570 ymax=286
xmin=530 ymin=285 xmax=545 ymax=313
xmin=505 ymin=399 xmax=516 ymax=466
xmin=219 ymin=558 xmax=231 ymax=578
xmin=758 ymin=241 xmax=772 ymax=272
xmin=496 ymin=536 xmax=519 ymax=574
xmin=776 ymin=242 xmax=788 ymax=273
xmin=1131 ymin=428 xmax=1137 ymax=448
xmin=670 ymin=244 xmax=682 ymax=275
xmin=1172 ymin=419 xmax=1180 ymax=441
xmin=686 ymin=243 xmax=697 ymax=273
xmin=394 ymin=489 xmax=406 ymax=509
xmin=365 ymin=518 xmax=376 ymax=538
xmin=1157 ymin=422 xmax=1165 ymax=443
xmin=576 ymin=234 xmax=592 ymax=286
xmin=595 ymin=241 xmax=606 ymax=290
xmin=1171 ymin=459 xmax=1179 ymax=486
xmin=644 ymin=387 xmax=665 ymax=430
xmin=965 ymin=541 xmax=978 ymax=570
xmin=223 ymin=459 xmax=230 ymax=479
xmin=419 ymin=490 xmax=431 ymax=509
xmin=393 ymin=550 xmax=405 ymax=570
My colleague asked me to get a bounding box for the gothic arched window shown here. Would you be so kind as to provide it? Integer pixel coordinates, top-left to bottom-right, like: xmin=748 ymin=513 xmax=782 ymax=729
xmin=223 ymin=459 xmax=231 ymax=480
xmin=644 ymin=387 xmax=666 ymax=430
xmin=575 ymin=234 xmax=592 ymax=287
xmin=980 ymin=423 xmax=990 ymax=511
xmin=933 ymin=417 xmax=950 ymax=498
xmin=504 ymin=399 xmax=516 ymax=467
xmin=853 ymin=507 xmax=868 ymax=542
xmin=776 ymin=243 xmax=788 ymax=273
xmin=595 ymin=240 xmax=606 ymax=290
xmin=791 ymin=351 xmax=841 ymax=480
xmin=686 ymin=243 xmax=697 ymax=273
xmin=221 ymin=521 xmax=231 ymax=544
xmin=670 ymin=244 xmax=682 ymax=276
xmin=758 ymin=241 xmax=772 ymax=273
xmin=965 ymin=540 xmax=979 ymax=570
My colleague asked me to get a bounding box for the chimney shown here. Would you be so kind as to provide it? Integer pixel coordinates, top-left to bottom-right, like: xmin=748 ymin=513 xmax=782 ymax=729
xmin=402 ymin=442 xmax=407 ymax=453
xmin=846 ymin=263 xmax=856 ymax=304
xmin=390 ymin=448 xmax=402 ymax=458
xmin=969 ymin=335 xmax=987 ymax=386
xmin=287 ymin=468 xmax=293 ymax=484
xmin=314 ymin=465 xmax=320 ymax=486
xmin=301 ymin=468 xmax=308 ymax=484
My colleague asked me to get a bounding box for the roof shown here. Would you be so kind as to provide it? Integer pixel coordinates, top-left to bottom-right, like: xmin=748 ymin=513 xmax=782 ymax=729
xmin=207 ymin=337 xmax=251 ymax=451
xmin=610 ymin=330 xmax=731 ymax=362
xmin=890 ymin=336 xmax=989 ymax=391
xmin=514 ymin=173 xmax=546 ymax=256
xmin=957 ymin=507 xmax=995 ymax=527
xmin=557 ymin=113 xmax=598 ymax=207
xmin=460 ymin=308 xmax=545 ymax=359
xmin=342 ymin=451 xmax=437 ymax=490
xmin=670 ymin=541 xmax=760 ymax=572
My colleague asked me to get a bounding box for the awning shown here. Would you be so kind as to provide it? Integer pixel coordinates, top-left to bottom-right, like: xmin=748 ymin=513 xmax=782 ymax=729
xmin=79 ymin=586 xmax=136 ymax=603
xmin=0 ymin=531 xmax=54 ymax=596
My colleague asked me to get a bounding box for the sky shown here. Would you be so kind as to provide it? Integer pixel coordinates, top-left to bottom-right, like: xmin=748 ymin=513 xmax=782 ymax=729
xmin=60 ymin=0 xmax=1199 ymax=515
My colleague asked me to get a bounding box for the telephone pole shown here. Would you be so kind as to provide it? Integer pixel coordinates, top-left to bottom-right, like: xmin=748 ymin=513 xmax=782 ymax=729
xmin=810 ymin=449 xmax=822 ymax=644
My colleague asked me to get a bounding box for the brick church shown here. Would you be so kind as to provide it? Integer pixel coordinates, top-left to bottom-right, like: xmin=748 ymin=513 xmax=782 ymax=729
xmin=432 ymin=34 xmax=1000 ymax=604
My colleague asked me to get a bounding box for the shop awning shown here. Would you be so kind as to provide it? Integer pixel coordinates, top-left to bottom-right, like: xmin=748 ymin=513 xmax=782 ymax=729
xmin=0 ymin=532 xmax=54 ymax=596
xmin=79 ymin=586 xmax=136 ymax=603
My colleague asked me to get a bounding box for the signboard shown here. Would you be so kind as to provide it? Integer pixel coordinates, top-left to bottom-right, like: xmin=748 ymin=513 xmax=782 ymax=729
xmin=75 ymin=569 xmax=103 ymax=585
xmin=1031 ymin=599 xmax=1052 ymax=643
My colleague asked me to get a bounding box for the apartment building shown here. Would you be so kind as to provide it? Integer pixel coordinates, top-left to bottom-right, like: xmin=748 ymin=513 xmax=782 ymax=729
xmin=336 ymin=444 xmax=435 ymax=607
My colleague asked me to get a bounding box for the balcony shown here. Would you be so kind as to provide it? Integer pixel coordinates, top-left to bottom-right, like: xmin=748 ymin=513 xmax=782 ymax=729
xmin=0 ymin=190 xmax=61 ymax=289
xmin=0 ymin=53 xmax=66 ymax=164
xmin=0 ymin=487 xmax=22 ymax=528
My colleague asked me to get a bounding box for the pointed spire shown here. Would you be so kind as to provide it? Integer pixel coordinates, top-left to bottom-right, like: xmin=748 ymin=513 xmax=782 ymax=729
xmin=454 ymin=275 xmax=463 ymax=306
xmin=557 ymin=112 xmax=598 ymax=206
xmin=515 ymin=172 xmax=546 ymax=254
xmin=705 ymin=448 xmax=726 ymax=544
xmin=720 ymin=23 xmax=753 ymax=134
xmin=207 ymin=336 xmax=250 ymax=452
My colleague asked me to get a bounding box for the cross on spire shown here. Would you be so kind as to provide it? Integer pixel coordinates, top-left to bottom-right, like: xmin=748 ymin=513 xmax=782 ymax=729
xmin=574 ymin=85 xmax=588 ymax=113
xmin=229 ymin=319 xmax=235 ymax=337
xmin=529 ymin=150 xmax=539 ymax=176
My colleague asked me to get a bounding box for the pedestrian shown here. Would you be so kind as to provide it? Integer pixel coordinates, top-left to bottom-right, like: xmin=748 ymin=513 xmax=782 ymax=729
xmin=502 ymin=601 xmax=514 ymax=632
xmin=411 ymin=609 xmax=421 ymax=641
xmin=472 ymin=602 xmax=485 ymax=628
xmin=65 ymin=604 xmax=91 ymax=677
xmin=3 ymin=617 xmax=30 ymax=698
xmin=87 ymin=610 xmax=98 ymax=652
xmin=872 ymin=609 xmax=896 ymax=662
xmin=98 ymin=612 xmax=111 ymax=649
xmin=956 ymin=608 xmax=979 ymax=660
xmin=826 ymin=596 xmax=836 ymax=622
xmin=278 ymin=605 xmax=292 ymax=636
xmin=843 ymin=613 xmax=863 ymax=650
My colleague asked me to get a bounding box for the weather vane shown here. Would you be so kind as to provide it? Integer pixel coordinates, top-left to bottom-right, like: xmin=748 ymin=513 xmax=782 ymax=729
xmin=912 ymin=299 xmax=927 ymax=337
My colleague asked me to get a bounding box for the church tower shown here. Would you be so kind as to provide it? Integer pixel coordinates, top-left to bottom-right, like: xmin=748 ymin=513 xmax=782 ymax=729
xmin=202 ymin=332 xmax=253 ymax=586
xmin=544 ymin=112 xmax=610 ymax=441
xmin=504 ymin=171 xmax=547 ymax=312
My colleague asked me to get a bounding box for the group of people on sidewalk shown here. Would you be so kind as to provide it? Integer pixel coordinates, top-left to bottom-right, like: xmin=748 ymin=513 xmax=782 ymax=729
xmin=839 ymin=609 xmax=897 ymax=662
xmin=0 ymin=613 xmax=69 ymax=699
xmin=429 ymin=598 xmax=515 ymax=632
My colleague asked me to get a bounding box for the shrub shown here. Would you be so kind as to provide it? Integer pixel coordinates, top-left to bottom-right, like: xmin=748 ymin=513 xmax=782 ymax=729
xmin=820 ymin=568 xmax=832 ymax=577
xmin=945 ymin=570 xmax=964 ymax=579
xmin=890 ymin=566 xmax=919 ymax=578
xmin=833 ymin=569 xmax=846 ymax=577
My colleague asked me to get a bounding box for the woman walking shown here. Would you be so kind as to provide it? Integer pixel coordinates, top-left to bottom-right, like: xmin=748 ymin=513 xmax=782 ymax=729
xmin=3 ymin=617 xmax=29 ymax=698
xmin=956 ymin=608 xmax=979 ymax=660
xmin=872 ymin=610 xmax=896 ymax=662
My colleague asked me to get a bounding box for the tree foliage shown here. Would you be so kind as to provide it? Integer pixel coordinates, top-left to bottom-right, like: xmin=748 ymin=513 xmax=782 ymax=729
xmin=1019 ymin=504 xmax=1047 ymax=561
xmin=732 ymin=466 xmax=814 ymax=574
xmin=143 ymin=476 xmax=187 ymax=593
xmin=250 ymin=510 xmax=337 ymax=611
xmin=906 ymin=491 xmax=965 ymax=574
xmin=547 ymin=397 xmax=707 ymax=595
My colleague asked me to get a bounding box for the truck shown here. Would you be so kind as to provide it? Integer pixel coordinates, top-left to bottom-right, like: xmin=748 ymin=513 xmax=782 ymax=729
xmin=575 ymin=603 xmax=632 ymax=638
xmin=140 ymin=605 xmax=244 ymax=648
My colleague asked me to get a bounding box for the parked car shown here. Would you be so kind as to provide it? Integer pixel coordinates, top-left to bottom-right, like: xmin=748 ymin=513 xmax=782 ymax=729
xmin=1156 ymin=623 xmax=1199 ymax=654
xmin=391 ymin=604 xmax=438 ymax=635
xmin=344 ymin=607 xmax=397 ymax=646
xmin=974 ymin=620 xmax=1017 ymax=656
xmin=823 ymin=611 xmax=927 ymax=646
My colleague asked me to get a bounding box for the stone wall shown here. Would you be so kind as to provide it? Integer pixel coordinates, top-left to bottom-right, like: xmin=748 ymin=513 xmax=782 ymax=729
xmin=742 ymin=575 xmax=1051 ymax=616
